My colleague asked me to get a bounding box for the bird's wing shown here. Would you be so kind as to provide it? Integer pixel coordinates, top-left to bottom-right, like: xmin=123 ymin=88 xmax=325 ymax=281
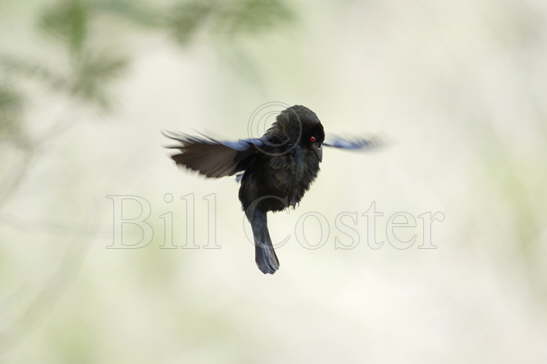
xmin=323 ymin=135 xmax=382 ymax=151
xmin=163 ymin=131 xmax=263 ymax=178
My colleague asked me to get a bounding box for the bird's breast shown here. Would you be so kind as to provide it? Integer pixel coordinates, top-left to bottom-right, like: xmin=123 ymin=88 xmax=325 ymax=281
xmin=268 ymin=148 xmax=320 ymax=208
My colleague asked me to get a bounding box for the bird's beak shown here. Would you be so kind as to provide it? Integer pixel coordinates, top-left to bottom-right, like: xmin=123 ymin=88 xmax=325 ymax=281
xmin=312 ymin=144 xmax=323 ymax=162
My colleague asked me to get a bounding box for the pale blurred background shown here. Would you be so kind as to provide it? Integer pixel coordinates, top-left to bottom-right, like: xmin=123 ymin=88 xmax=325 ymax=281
xmin=1 ymin=0 xmax=547 ymax=363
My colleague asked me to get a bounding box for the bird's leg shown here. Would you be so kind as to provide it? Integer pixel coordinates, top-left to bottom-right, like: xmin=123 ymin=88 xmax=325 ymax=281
xmin=245 ymin=207 xmax=280 ymax=274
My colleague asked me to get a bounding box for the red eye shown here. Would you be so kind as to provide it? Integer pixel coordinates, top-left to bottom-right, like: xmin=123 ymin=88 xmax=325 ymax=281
xmin=309 ymin=136 xmax=317 ymax=143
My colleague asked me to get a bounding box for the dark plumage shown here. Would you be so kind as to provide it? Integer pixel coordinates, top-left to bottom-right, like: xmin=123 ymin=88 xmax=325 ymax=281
xmin=164 ymin=105 xmax=379 ymax=274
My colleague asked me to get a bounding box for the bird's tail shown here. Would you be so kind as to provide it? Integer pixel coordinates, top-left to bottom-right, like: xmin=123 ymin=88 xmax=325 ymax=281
xmin=246 ymin=208 xmax=279 ymax=274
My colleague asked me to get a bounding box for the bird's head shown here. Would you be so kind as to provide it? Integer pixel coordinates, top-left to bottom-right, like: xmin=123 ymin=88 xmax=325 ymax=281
xmin=270 ymin=105 xmax=325 ymax=161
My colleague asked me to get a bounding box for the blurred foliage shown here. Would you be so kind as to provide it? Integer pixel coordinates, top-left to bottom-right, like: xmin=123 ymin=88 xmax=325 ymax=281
xmin=0 ymin=0 xmax=295 ymax=141
xmin=0 ymin=56 xmax=69 ymax=92
xmin=48 ymin=320 xmax=97 ymax=364
xmin=165 ymin=0 xmax=295 ymax=44
xmin=0 ymin=84 xmax=24 ymax=142
xmin=214 ymin=0 xmax=294 ymax=35
xmin=0 ymin=2 xmax=296 ymax=353
xmin=167 ymin=1 xmax=215 ymax=44
xmin=36 ymin=0 xmax=296 ymax=49
xmin=490 ymin=155 xmax=546 ymax=270
xmin=93 ymin=0 xmax=295 ymax=44
xmin=71 ymin=52 xmax=128 ymax=109
xmin=39 ymin=0 xmax=89 ymax=55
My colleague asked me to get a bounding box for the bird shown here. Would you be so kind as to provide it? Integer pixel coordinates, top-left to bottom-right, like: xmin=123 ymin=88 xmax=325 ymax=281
xmin=163 ymin=105 xmax=380 ymax=274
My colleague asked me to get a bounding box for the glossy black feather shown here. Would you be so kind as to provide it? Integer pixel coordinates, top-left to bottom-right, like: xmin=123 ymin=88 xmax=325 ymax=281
xmin=163 ymin=131 xmax=264 ymax=178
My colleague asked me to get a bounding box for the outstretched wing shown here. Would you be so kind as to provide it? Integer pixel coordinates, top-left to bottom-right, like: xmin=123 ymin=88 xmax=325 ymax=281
xmin=323 ymin=135 xmax=382 ymax=151
xmin=163 ymin=131 xmax=263 ymax=178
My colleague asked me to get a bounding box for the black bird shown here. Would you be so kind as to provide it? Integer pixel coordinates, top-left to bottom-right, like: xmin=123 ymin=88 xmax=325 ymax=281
xmin=164 ymin=105 xmax=379 ymax=274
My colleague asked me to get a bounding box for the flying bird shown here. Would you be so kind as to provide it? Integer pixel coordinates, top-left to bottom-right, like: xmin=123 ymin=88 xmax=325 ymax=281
xmin=164 ymin=105 xmax=380 ymax=274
